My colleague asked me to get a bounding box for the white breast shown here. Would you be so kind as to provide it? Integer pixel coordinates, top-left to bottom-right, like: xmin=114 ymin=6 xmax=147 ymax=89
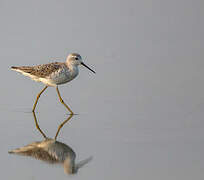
xmin=41 ymin=66 xmax=79 ymax=86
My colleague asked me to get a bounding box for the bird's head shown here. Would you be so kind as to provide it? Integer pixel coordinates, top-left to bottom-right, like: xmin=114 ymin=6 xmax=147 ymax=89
xmin=66 ymin=53 xmax=95 ymax=73
xmin=64 ymin=156 xmax=76 ymax=174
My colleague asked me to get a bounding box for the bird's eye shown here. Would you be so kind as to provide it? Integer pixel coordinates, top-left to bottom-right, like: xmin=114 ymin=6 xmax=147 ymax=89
xmin=75 ymin=57 xmax=79 ymax=60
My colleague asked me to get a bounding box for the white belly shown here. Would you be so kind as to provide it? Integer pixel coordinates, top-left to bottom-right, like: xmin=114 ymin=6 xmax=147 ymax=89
xmin=40 ymin=67 xmax=79 ymax=86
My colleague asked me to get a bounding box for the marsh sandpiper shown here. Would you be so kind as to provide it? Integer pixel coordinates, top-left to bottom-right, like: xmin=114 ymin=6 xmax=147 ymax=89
xmin=11 ymin=53 xmax=95 ymax=114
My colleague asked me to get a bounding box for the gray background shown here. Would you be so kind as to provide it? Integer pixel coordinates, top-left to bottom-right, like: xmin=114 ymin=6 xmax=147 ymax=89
xmin=0 ymin=0 xmax=204 ymax=179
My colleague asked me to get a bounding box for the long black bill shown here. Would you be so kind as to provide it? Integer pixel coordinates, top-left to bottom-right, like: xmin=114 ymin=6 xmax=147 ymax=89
xmin=81 ymin=62 xmax=96 ymax=74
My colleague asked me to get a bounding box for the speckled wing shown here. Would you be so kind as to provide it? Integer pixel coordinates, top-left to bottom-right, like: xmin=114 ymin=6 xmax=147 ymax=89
xmin=11 ymin=62 xmax=63 ymax=78
xmin=8 ymin=139 xmax=76 ymax=164
xmin=8 ymin=141 xmax=58 ymax=163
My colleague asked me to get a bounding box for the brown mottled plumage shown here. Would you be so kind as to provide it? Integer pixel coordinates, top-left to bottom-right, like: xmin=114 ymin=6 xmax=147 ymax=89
xmin=9 ymin=139 xmax=75 ymax=163
xmin=9 ymin=142 xmax=58 ymax=163
xmin=9 ymin=139 xmax=92 ymax=174
xmin=11 ymin=62 xmax=64 ymax=78
xmin=9 ymin=111 xmax=92 ymax=174
xmin=11 ymin=53 xmax=95 ymax=113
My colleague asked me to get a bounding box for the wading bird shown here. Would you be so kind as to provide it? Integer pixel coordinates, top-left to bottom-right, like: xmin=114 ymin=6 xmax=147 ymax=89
xmin=11 ymin=53 xmax=95 ymax=114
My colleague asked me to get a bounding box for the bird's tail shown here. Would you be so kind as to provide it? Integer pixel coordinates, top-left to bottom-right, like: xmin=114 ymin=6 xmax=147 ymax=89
xmin=8 ymin=142 xmax=41 ymax=155
xmin=11 ymin=66 xmax=32 ymax=72
xmin=10 ymin=65 xmax=40 ymax=82
xmin=11 ymin=66 xmax=19 ymax=70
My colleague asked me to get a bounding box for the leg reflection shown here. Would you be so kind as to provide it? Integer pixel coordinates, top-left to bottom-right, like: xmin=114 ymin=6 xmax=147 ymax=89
xmin=32 ymin=111 xmax=47 ymax=139
xmin=55 ymin=114 xmax=73 ymax=140
xmin=9 ymin=114 xmax=92 ymax=175
xmin=32 ymin=111 xmax=73 ymax=140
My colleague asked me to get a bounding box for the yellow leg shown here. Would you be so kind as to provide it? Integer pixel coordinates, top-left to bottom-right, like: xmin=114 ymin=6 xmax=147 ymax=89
xmin=32 ymin=86 xmax=48 ymax=112
xmin=32 ymin=111 xmax=47 ymax=139
xmin=56 ymin=86 xmax=74 ymax=115
xmin=54 ymin=114 xmax=73 ymax=140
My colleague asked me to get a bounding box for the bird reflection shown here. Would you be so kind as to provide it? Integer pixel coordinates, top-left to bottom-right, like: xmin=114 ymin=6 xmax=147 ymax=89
xmin=9 ymin=112 xmax=92 ymax=174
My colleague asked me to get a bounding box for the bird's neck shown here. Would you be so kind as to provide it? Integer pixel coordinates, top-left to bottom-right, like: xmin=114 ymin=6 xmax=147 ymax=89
xmin=66 ymin=63 xmax=79 ymax=77
xmin=66 ymin=62 xmax=77 ymax=71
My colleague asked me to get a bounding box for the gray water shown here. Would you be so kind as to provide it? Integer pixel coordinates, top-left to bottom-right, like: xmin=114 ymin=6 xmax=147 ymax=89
xmin=0 ymin=0 xmax=204 ymax=179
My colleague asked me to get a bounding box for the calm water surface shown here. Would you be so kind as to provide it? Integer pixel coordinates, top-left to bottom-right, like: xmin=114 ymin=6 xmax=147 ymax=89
xmin=0 ymin=0 xmax=204 ymax=179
